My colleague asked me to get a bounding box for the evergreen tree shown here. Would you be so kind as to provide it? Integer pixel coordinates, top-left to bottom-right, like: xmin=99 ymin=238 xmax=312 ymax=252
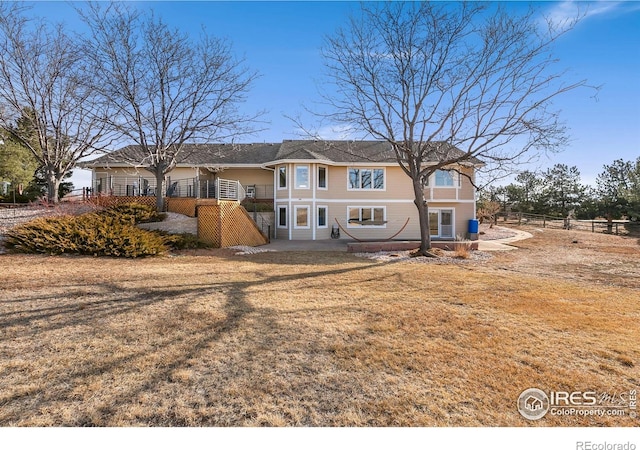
xmin=540 ymin=164 xmax=587 ymax=216
xmin=0 ymin=124 xmax=39 ymax=201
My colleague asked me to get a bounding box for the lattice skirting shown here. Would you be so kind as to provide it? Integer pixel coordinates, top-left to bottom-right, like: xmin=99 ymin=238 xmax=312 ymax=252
xmin=198 ymin=201 xmax=268 ymax=248
xmin=88 ymin=196 xmax=157 ymax=209
xmin=166 ymin=198 xmax=197 ymax=217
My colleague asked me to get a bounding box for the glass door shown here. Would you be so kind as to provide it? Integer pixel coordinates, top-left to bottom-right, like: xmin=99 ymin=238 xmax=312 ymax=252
xmin=440 ymin=210 xmax=453 ymax=238
xmin=429 ymin=212 xmax=439 ymax=236
xmin=429 ymin=209 xmax=454 ymax=238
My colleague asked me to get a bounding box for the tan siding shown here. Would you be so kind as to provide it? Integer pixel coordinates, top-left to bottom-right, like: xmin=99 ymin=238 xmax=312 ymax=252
xmin=216 ymin=168 xmax=273 ymax=187
xmin=328 ymin=202 xmax=420 ymax=241
xmin=432 ymin=188 xmax=458 ymax=200
xmin=458 ymin=167 xmax=476 ymax=200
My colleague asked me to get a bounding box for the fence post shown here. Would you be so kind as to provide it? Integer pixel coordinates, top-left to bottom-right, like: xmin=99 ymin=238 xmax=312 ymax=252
xmin=543 ymin=216 xmax=546 ymax=228
xmin=518 ymin=212 xmax=522 ymax=225
xmin=592 ymin=221 xmax=595 ymax=233
xmin=615 ymin=223 xmax=619 ymax=235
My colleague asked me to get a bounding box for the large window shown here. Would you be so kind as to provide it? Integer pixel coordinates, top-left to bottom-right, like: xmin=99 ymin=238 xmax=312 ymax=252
xmin=348 ymin=168 xmax=384 ymax=190
xmin=295 ymin=165 xmax=309 ymax=189
xmin=347 ymin=207 xmax=386 ymax=227
xmin=435 ymin=170 xmax=455 ymax=187
xmin=277 ymin=206 xmax=287 ymax=228
xmin=317 ymin=166 xmax=327 ymax=189
xmin=278 ymin=166 xmax=287 ymax=189
xmin=295 ymin=205 xmax=310 ymax=229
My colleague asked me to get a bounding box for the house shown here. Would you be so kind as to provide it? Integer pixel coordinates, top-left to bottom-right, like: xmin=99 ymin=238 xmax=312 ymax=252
xmin=82 ymin=140 xmax=482 ymax=241
xmin=524 ymin=395 xmax=544 ymax=412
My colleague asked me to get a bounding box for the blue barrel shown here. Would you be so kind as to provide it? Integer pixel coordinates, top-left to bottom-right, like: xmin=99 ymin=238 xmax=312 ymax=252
xmin=468 ymin=219 xmax=479 ymax=234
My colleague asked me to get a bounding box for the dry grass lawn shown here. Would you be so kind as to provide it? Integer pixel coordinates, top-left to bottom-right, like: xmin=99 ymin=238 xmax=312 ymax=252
xmin=0 ymin=225 xmax=638 ymax=426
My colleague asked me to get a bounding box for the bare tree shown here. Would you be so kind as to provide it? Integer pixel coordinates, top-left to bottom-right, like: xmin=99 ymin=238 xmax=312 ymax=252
xmin=78 ymin=3 xmax=260 ymax=210
xmin=321 ymin=2 xmax=591 ymax=255
xmin=0 ymin=3 xmax=113 ymax=203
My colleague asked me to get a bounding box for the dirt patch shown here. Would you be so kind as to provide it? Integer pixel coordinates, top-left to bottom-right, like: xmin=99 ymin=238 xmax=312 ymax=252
xmin=486 ymin=225 xmax=640 ymax=289
xmin=478 ymin=224 xmax=518 ymax=240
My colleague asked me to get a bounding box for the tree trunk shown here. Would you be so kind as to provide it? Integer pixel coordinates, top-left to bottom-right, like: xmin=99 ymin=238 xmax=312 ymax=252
xmin=154 ymin=169 xmax=165 ymax=211
xmin=46 ymin=169 xmax=61 ymax=204
xmin=412 ymin=177 xmax=433 ymax=256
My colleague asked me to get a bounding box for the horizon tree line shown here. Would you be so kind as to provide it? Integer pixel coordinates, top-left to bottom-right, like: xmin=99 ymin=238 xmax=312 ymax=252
xmin=479 ymin=157 xmax=640 ymax=225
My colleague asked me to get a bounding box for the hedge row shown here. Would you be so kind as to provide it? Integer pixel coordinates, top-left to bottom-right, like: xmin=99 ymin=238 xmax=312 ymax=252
xmin=5 ymin=203 xmax=208 ymax=257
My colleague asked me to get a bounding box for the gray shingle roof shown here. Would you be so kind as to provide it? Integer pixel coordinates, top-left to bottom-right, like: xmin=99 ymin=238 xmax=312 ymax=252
xmin=82 ymin=140 xmax=482 ymax=167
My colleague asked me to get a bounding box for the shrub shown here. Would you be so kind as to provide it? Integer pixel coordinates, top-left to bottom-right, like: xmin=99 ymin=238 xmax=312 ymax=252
xmin=99 ymin=203 xmax=162 ymax=225
xmin=155 ymin=232 xmax=212 ymax=250
xmin=453 ymin=235 xmax=473 ymax=259
xmin=5 ymin=213 xmax=168 ymax=257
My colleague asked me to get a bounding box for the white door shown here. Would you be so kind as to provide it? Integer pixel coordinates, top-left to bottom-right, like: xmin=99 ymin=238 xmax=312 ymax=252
xmin=429 ymin=209 xmax=454 ymax=238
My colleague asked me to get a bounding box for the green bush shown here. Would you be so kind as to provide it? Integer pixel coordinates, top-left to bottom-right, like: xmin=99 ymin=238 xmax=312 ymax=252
xmin=98 ymin=203 xmax=162 ymax=225
xmin=5 ymin=213 xmax=168 ymax=257
xmin=155 ymin=232 xmax=212 ymax=250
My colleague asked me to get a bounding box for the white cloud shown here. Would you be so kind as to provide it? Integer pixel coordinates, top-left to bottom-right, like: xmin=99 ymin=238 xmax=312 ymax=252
xmin=545 ymin=0 xmax=640 ymax=29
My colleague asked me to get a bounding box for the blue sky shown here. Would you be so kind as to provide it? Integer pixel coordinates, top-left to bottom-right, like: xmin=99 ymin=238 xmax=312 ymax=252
xmin=27 ymin=1 xmax=640 ymax=189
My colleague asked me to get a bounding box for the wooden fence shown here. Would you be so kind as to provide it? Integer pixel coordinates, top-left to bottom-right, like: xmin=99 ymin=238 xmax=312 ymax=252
xmin=497 ymin=212 xmax=638 ymax=235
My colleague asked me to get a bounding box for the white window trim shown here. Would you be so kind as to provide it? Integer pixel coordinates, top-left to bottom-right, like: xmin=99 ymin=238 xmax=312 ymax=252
xmin=277 ymin=205 xmax=288 ymax=229
xmin=294 ymin=164 xmax=310 ymax=190
xmin=317 ymin=205 xmax=328 ymax=229
xmin=294 ymin=205 xmax=311 ymax=229
xmin=347 ymin=167 xmax=386 ymax=191
xmin=317 ymin=165 xmax=328 ymax=190
xmin=346 ymin=206 xmax=387 ymax=228
xmin=277 ymin=166 xmax=287 ymax=190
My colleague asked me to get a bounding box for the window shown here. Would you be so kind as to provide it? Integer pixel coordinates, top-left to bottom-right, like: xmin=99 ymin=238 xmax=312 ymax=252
xmin=295 ymin=165 xmax=309 ymax=189
xmin=317 ymin=166 xmax=327 ymax=189
xmin=277 ymin=206 xmax=287 ymax=228
xmin=295 ymin=205 xmax=310 ymax=228
xmin=317 ymin=206 xmax=328 ymax=228
xmin=348 ymin=168 xmax=384 ymax=190
xmin=435 ymin=170 xmax=455 ymax=187
xmin=278 ymin=166 xmax=287 ymax=189
xmin=347 ymin=207 xmax=385 ymax=227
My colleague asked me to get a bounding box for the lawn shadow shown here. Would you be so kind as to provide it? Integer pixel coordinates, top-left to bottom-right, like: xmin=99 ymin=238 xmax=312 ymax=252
xmin=0 ymin=254 xmax=402 ymax=425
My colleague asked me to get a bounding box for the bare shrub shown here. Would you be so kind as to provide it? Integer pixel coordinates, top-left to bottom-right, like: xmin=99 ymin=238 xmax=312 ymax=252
xmin=453 ymin=234 xmax=473 ymax=259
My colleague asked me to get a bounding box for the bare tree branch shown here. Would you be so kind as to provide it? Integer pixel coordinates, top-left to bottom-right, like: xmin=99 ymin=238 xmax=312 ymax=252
xmin=77 ymin=2 xmax=263 ymax=209
xmin=318 ymin=2 xmax=594 ymax=254
xmin=0 ymin=2 xmax=115 ymax=202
